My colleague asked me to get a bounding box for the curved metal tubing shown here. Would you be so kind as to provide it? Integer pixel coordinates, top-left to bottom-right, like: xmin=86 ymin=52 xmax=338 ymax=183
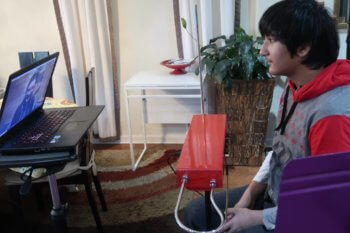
xmin=174 ymin=176 xmax=224 ymax=233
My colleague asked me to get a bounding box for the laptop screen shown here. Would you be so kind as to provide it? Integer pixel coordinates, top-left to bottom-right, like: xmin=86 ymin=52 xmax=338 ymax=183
xmin=0 ymin=54 xmax=58 ymax=137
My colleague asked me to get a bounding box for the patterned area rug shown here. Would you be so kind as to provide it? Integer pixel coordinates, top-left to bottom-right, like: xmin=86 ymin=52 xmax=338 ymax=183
xmin=59 ymin=148 xmax=194 ymax=232
xmin=0 ymin=148 xmax=258 ymax=233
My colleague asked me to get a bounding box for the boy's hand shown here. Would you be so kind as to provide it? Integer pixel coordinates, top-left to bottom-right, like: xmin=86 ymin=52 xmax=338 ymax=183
xmin=219 ymin=208 xmax=262 ymax=233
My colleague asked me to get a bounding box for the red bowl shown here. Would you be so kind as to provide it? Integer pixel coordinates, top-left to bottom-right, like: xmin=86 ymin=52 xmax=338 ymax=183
xmin=161 ymin=59 xmax=194 ymax=75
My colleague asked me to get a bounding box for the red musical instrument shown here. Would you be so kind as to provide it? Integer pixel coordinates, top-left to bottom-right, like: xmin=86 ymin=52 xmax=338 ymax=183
xmin=176 ymin=114 xmax=226 ymax=190
xmin=175 ymin=114 xmax=226 ymax=232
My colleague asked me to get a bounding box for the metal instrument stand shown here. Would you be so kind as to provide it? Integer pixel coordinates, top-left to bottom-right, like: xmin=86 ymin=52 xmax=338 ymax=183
xmin=48 ymin=174 xmax=67 ymax=233
xmin=205 ymin=191 xmax=212 ymax=230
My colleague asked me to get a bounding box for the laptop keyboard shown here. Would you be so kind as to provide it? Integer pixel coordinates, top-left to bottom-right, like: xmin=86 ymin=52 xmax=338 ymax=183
xmin=14 ymin=109 xmax=75 ymax=145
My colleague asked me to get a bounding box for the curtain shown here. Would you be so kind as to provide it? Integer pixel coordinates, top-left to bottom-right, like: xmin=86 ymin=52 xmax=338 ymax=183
xmin=54 ymin=0 xmax=119 ymax=140
xmin=176 ymin=0 xmax=235 ymax=59
xmin=178 ymin=0 xmax=212 ymax=59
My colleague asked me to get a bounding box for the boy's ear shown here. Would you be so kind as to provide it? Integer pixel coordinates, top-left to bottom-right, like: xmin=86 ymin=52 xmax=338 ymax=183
xmin=297 ymin=45 xmax=311 ymax=57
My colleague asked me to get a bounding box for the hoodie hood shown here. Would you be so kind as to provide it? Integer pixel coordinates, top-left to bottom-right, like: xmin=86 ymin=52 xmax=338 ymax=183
xmin=288 ymin=60 xmax=350 ymax=102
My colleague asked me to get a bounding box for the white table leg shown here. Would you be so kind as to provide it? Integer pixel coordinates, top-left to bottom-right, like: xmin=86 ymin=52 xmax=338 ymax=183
xmin=132 ymin=89 xmax=148 ymax=171
xmin=124 ymin=87 xmax=136 ymax=168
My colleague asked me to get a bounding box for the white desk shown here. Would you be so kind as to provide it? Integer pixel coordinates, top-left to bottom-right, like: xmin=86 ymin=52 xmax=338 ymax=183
xmin=124 ymin=70 xmax=202 ymax=170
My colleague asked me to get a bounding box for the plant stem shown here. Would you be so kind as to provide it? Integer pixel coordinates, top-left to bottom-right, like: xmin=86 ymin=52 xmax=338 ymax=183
xmin=184 ymin=28 xmax=198 ymax=43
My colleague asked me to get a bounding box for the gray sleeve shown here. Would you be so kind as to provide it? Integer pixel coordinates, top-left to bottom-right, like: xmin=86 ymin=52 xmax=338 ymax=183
xmin=262 ymin=207 xmax=277 ymax=230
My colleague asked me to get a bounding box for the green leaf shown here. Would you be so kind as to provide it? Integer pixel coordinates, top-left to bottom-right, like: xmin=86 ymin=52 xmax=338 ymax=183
xmin=201 ymin=51 xmax=213 ymax=57
xmin=214 ymin=59 xmax=231 ymax=76
xmin=230 ymin=57 xmax=240 ymax=67
xmin=202 ymin=57 xmax=216 ymax=74
xmin=257 ymin=55 xmax=268 ymax=67
xmin=208 ymin=62 xmax=216 ymax=74
xmin=201 ymin=44 xmax=217 ymax=53
xmin=198 ymin=27 xmax=270 ymax=84
xmin=239 ymin=40 xmax=253 ymax=55
xmin=195 ymin=66 xmax=199 ymax=75
xmin=226 ymin=47 xmax=237 ymax=58
xmin=209 ymin=35 xmax=226 ymax=44
xmin=214 ymin=73 xmax=224 ymax=83
xmin=243 ymin=55 xmax=254 ymax=80
xmin=255 ymin=36 xmax=264 ymax=45
xmin=181 ymin=18 xmax=187 ymax=29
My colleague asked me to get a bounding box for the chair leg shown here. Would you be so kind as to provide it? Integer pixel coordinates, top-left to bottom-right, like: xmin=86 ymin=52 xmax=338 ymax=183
xmin=7 ymin=185 xmax=27 ymax=233
xmin=83 ymin=172 xmax=104 ymax=233
xmin=35 ymin=187 xmax=45 ymax=211
xmin=92 ymin=174 xmax=107 ymax=211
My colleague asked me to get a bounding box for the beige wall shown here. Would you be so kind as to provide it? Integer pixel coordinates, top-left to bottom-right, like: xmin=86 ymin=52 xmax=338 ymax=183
xmin=114 ymin=0 xmax=189 ymax=143
xmin=0 ymin=0 xmax=72 ymax=100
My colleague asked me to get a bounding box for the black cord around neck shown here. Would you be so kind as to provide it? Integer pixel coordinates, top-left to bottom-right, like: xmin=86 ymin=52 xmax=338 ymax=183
xmin=275 ymin=86 xmax=298 ymax=135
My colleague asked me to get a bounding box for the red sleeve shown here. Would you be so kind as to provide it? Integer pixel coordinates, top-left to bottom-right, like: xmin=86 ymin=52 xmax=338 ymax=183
xmin=309 ymin=115 xmax=350 ymax=156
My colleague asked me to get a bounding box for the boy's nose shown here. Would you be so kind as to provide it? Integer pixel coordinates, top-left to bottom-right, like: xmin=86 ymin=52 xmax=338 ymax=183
xmin=259 ymin=45 xmax=267 ymax=56
xmin=259 ymin=40 xmax=269 ymax=56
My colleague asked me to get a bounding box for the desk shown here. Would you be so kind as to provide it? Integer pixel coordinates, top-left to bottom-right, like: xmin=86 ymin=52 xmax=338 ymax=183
xmin=0 ymin=98 xmax=101 ymax=233
xmin=124 ymin=70 xmax=202 ymax=170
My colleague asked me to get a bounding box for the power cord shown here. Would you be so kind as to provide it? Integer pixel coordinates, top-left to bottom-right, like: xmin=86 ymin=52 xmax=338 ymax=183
xmin=19 ymin=163 xmax=65 ymax=195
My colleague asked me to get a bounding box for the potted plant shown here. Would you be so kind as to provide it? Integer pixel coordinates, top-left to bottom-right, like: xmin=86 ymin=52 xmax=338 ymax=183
xmin=199 ymin=28 xmax=275 ymax=166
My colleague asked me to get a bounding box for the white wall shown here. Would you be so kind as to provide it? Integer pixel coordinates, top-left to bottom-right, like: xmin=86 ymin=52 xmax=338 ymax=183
xmin=114 ymin=0 xmax=188 ymax=143
xmin=0 ymin=0 xmax=72 ymax=100
xmin=240 ymin=0 xmax=256 ymax=36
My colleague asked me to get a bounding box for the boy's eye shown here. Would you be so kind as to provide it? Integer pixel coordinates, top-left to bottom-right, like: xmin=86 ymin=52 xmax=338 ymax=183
xmin=266 ymin=37 xmax=275 ymax=43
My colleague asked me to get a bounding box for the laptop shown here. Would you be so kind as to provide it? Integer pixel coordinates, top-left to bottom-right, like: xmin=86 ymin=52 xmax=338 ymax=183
xmin=0 ymin=52 xmax=104 ymax=165
xmin=275 ymin=151 xmax=350 ymax=233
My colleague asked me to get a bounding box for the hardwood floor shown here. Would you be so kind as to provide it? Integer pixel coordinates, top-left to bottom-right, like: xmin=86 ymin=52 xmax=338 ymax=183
xmin=224 ymin=166 xmax=259 ymax=189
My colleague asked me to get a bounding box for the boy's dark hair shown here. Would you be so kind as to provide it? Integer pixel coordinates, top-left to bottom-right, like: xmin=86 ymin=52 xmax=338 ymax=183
xmin=259 ymin=0 xmax=339 ymax=69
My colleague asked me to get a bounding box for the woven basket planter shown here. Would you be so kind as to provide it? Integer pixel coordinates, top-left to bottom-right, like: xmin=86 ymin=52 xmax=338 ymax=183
xmin=215 ymin=79 xmax=275 ymax=166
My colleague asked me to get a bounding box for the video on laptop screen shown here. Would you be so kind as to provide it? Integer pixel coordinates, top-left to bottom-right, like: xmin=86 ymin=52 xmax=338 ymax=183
xmin=0 ymin=56 xmax=57 ymax=137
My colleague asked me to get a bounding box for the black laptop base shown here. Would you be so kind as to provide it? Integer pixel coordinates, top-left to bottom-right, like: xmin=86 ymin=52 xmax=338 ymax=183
xmin=0 ymin=151 xmax=76 ymax=168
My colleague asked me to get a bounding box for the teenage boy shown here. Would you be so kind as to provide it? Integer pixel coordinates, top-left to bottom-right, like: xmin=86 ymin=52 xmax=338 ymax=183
xmin=184 ymin=0 xmax=350 ymax=232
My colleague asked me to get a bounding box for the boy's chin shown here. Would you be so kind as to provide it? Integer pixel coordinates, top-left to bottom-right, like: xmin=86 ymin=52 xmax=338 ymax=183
xmin=268 ymin=68 xmax=282 ymax=76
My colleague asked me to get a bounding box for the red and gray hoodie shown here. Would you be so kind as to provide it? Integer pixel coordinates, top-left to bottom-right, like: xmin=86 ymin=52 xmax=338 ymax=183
xmin=265 ymin=59 xmax=350 ymax=227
